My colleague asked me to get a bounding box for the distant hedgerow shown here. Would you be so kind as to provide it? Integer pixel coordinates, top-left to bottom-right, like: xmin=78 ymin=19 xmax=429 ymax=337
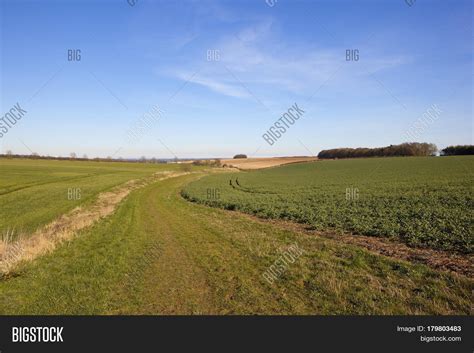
xmin=318 ymin=142 xmax=437 ymax=159
xmin=441 ymin=145 xmax=474 ymax=156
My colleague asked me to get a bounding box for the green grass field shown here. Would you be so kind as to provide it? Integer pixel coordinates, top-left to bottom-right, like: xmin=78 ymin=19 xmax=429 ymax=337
xmin=0 ymin=157 xmax=472 ymax=315
xmin=1 ymin=172 xmax=471 ymax=315
xmin=182 ymin=156 xmax=474 ymax=253
xmin=0 ymin=158 xmax=182 ymax=239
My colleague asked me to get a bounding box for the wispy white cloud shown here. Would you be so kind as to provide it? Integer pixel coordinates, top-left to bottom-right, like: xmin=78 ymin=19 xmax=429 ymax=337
xmin=176 ymin=71 xmax=251 ymax=98
xmin=157 ymin=18 xmax=411 ymax=101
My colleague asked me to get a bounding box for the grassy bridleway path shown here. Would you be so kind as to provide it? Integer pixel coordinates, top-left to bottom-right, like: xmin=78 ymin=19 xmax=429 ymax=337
xmin=0 ymin=173 xmax=471 ymax=315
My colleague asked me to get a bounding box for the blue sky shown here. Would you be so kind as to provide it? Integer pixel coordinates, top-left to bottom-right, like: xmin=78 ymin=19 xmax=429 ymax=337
xmin=1 ymin=0 xmax=472 ymax=158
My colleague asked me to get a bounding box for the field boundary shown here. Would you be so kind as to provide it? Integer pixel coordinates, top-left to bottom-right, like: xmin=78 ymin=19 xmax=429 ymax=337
xmin=249 ymin=215 xmax=474 ymax=278
xmin=182 ymin=197 xmax=473 ymax=278
xmin=0 ymin=171 xmax=191 ymax=275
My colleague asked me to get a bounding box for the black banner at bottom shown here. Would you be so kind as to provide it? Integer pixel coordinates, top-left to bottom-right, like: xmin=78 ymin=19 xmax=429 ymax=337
xmin=0 ymin=316 xmax=471 ymax=353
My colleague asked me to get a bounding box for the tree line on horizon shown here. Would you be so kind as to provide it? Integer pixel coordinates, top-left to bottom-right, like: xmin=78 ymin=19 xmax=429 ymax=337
xmin=317 ymin=142 xmax=439 ymax=159
xmin=440 ymin=145 xmax=474 ymax=156
xmin=318 ymin=143 xmax=474 ymax=159
xmin=0 ymin=150 xmax=171 ymax=163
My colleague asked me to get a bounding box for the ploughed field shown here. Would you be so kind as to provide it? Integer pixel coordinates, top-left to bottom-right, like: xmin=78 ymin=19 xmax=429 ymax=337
xmin=221 ymin=157 xmax=317 ymax=170
xmin=182 ymin=156 xmax=474 ymax=254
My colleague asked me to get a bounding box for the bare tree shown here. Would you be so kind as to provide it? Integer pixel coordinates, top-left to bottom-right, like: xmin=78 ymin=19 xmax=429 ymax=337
xmin=6 ymin=150 xmax=13 ymax=158
xmin=70 ymin=152 xmax=77 ymax=159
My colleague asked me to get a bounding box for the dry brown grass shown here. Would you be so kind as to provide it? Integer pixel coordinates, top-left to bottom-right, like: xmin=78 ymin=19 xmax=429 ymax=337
xmin=221 ymin=157 xmax=317 ymax=170
xmin=0 ymin=171 xmax=190 ymax=275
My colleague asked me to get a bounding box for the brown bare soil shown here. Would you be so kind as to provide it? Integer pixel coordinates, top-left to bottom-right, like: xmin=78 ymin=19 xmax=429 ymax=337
xmin=222 ymin=156 xmax=317 ymax=170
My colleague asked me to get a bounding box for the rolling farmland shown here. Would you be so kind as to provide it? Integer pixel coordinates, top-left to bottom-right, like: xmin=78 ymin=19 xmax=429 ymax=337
xmin=0 ymin=157 xmax=472 ymax=315
xmin=0 ymin=158 xmax=183 ymax=239
xmin=182 ymin=156 xmax=474 ymax=254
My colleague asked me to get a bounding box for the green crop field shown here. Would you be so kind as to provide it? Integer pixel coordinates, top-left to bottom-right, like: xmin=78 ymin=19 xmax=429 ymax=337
xmin=0 ymin=158 xmax=182 ymax=239
xmin=182 ymin=156 xmax=474 ymax=254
